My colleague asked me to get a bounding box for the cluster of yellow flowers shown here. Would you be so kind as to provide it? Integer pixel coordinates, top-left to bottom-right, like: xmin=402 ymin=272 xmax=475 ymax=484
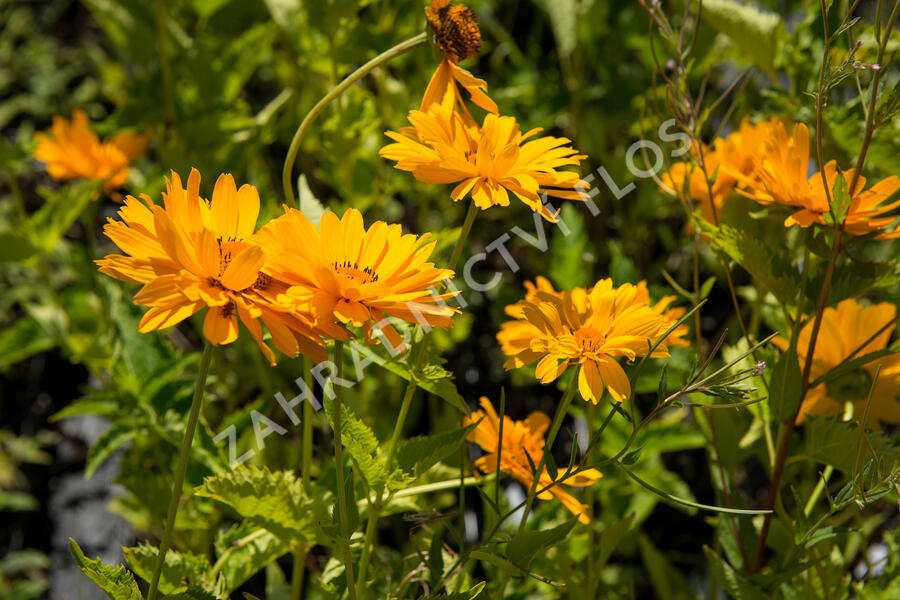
xmin=96 ymin=169 xmax=458 ymax=365
xmin=663 ymin=118 xmax=900 ymax=237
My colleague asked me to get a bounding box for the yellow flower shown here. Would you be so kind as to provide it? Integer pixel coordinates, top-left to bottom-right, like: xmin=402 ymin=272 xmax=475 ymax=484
xmin=775 ymin=299 xmax=900 ymax=426
xmin=96 ymin=169 xmax=330 ymax=363
xmin=380 ymin=99 xmax=588 ymax=222
xmin=786 ymin=162 xmax=900 ymax=238
xmin=634 ymin=281 xmax=690 ymax=347
xmin=661 ymin=118 xmax=782 ymax=224
xmin=257 ymin=207 xmax=459 ymax=349
xmin=497 ymin=279 xmax=671 ymax=403
xmin=463 ymin=397 xmax=603 ymax=524
xmin=738 ymin=121 xmax=813 ymax=209
xmin=34 ymin=110 xmax=148 ymax=193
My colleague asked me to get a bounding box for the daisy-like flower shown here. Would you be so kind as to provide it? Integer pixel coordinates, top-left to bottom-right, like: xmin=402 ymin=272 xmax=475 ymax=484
xmin=463 ymin=397 xmax=603 ymax=524
xmin=634 ymin=281 xmax=690 ymax=347
xmin=422 ymin=0 xmax=497 ymax=114
xmin=34 ymin=109 xmax=148 ymax=193
xmin=497 ymin=279 xmax=671 ymax=403
xmin=785 ymin=162 xmax=900 ymax=238
xmin=737 ymin=121 xmax=813 ymax=209
xmin=661 ymin=118 xmax=782 ymax=224
xmin=380 ymin=98 xmax=588 ymax=222
xmin=256 ymin=207 xmax=459 ymax=349
xmin=775 ymin=299 xmax=900 ymax=426
xmin=96 ymin=169 xmax=331 ymax=363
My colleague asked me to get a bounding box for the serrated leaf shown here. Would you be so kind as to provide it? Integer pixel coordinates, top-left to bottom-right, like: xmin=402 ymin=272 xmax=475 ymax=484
xmin=395 ymin=422 xmax=478 ymax=479
xmin=348 ymin=341 xmax=469 ymax=415
xmin=214 ymin=523 xmax=289 ymax=594
xmin=507 ymin=517 xmax=578 ymax=567
xmin=700 ymin=220 xmax=801 ymax=307
xmin=323 ymin=396 xmax=388 ymax=489
xmin=123 ymin=544 xmax=210 ymax=595
xmin=196 ymin=467 xmax=325 ymax=542
xmin=804 ymin=417 xmax=900 ymax=475
xmin=68 ymin=538 xmax=142 ymax=600
xmin=85 ymin=422 xmax=136 ymax=479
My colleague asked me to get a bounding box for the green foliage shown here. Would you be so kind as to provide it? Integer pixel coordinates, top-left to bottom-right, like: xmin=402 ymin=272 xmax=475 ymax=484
xmin=68 ymin=539 xmax=142 ymax=600
xmin=197 ymin=467 xmax=326 ymax=542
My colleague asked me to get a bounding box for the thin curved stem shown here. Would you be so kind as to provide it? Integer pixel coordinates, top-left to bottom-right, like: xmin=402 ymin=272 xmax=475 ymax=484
xmin=147 ymin=342 xmax=213 ymax=600
xmin=282 ymin=32 xmax=428 ymax=207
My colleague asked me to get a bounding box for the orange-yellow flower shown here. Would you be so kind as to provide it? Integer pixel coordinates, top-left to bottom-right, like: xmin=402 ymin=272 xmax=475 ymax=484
xmin=34 ymin=110 xmax=148 ymax=193
xmin=738 ymin=121 xmax=813 ymax=209
xmin=775 ymin=299 xmax=900 ymax=426
xmin=381 ymin=99 xmax=587 ymax=222
xmin=634 ymin=281 xmax=690 ymax=347
xmin=786 ymin=162 xmax=900 ymax=238
xmin=497 ymin=279 xmax=671 ymax=403
xmin=257 ymin=207 xmax=459 ymax=349
xmin=661 ymin=118 xmax=782 ymax=224
xmin=464 ymin=397 xmax=602 ymax=524
xmin=96 ymin=169 xmax=329 ymax=363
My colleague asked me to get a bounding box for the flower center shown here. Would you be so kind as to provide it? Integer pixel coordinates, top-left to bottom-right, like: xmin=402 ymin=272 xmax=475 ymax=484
xmin=426 ymin=0 xmax=481 ymax=63
xmin=209 ymin=237 xmax=270 ymax=292
xmin=333 ymin=260 xmax=380 ymax=285
xmin=575 ymin=327 xmax=606 ymax=354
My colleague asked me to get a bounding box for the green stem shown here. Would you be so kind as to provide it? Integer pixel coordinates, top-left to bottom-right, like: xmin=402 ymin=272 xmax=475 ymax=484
xmin=355 ymin=346 xmax=421 ymax=598
xmin=804 ymin=465 xmax=835 ymax=518
xmin=290 ymin=545 xmax=306 ymax=600
xmin=331 ymin=341 xmax=358 ymax=600
xmin=449 ymin=201 xmax=479 ymax=271
xmin=516 ymin=366 xmax=581 ymax=534
xmin=392 ymin=474 xmax=493 ymax=499
xmin=282 ymin=32 xmax=428 ymax=207
xmin=147 ymin=342 xmax=213 ymax=600
xmin=301 ymin=356 xmax=314 ymax=491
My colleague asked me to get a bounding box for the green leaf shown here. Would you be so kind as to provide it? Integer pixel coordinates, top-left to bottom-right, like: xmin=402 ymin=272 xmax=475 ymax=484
xmin=0 ymin=230 xmax=39 ymax=263
xmin=0 ymin=490 xmax=38 ymax=511
xmin=68 ymin=538 xmax=142 ymax=600
xmin=323 ymin=396 xmax=388 ymax=490
xmin=0 ymin=317 xmax=54 ymax=368
xmin=804 ymin=417 xmax=900 ymax=475
xmin=534 ymin=0 xmax=578 ymax=59
xmin=85 ymin=422 xmax=137 ymax=479
xmin=768 ymin=347 xmax=802 ymax=420
xmin=28 ymin=182 xmax=95 ymax=252
xmin=123 ymin=544 xmax=210 ymax=595
xmin=395 ymin=422 xmax=479 ymax=479
xmin=703 ymin=546 xmax=768 ymax=600
xmin=51 ymin=395 xmax=122 ymax=422
xmin=699 ymin=0 xmax=784 ymax=76
xmin=595 ymin=514 xmax=635 ymax=571
xmin=639 ymin=535 xmax=696 ymax=600
xmin=162 ymin=588 xmax=219 ymax=600
xmin=507 ymin=517 xmax=579 ymax=567
xmin=349 ymin=342 xmax=469 ymax=414
xmin=214 ymin=523 xmax=288 ymax=594
xmin=700 ymin=220 xmax=800 ymax=307
xmin=196 ymin=466 xmax=325 ymax=542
